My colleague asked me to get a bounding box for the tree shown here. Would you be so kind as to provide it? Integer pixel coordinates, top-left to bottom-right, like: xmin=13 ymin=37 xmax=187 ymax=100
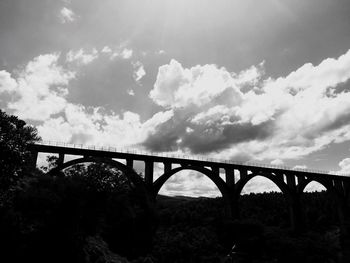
xmin=0 ymin=109 xmax=40 ymax=191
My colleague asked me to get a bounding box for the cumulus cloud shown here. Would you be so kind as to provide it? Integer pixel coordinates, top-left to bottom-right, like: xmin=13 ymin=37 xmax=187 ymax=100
xmin=58 ymin=7 xmax=77 ymax=24
xmin=66 ymin=49 xmax=99 ymax=65
xmin=0 ymin=54 xmax=74 ymax=121
xmin=150 ymin=59 xmax=243 ymax=108
xmin=0 ymin=53 xmax=172 ymax=150
xmin=145 ymin=49 xmax=350 ymax=162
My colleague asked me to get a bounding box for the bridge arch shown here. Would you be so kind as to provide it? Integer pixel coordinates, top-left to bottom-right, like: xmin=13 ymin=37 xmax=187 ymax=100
xmin=235 ymin=171 xmax=293 ymax=202
xmin=47 ymin=156 xmax=145 ymax=187
xmin=298 ymin=178 xmax=336 ymax=196
xmin=153 ymin=165 xmax=232 ymax=216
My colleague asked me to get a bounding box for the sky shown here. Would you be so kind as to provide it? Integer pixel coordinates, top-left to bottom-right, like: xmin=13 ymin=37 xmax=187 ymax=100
xmin=1 ymin=0 xmax=350 ymax=196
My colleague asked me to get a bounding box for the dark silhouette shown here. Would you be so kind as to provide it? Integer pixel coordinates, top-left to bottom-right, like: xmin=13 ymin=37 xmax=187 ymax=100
xmin=29 ymin=141 xmax=350 ymax=235
xmin=0 ymin=109 xmax=40 ymax=192
xmin=1 ymin=110 xmax=350 ymax=262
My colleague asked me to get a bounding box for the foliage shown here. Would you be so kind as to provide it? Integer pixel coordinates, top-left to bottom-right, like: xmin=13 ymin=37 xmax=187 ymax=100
xmin=0 ymin=109 xmax=40 ymax=191
xmin=0 ymin=165 xmax=156 ymax=263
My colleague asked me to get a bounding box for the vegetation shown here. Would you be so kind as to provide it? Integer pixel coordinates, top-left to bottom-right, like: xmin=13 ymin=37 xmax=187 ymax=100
xmin=0 ymin=109 xmax=40 ymax=192
xmin=0 ymin=110 xmax=347 ymax=262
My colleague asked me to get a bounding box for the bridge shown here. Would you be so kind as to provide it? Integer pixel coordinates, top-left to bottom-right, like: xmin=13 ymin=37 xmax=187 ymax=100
xmin=28 ymin=141 xmax=350 ymax=233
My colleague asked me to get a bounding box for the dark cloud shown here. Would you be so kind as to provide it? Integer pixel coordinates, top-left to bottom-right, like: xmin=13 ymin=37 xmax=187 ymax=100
xmin=181 ymin=120 xmax=274 ymax=154
xmin=142 ymin=106 xmax=275 ymax=154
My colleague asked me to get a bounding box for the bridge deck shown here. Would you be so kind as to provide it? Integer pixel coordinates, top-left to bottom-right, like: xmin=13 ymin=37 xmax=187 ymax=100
xmin=28 ymin=141 xmax=350 ymax=180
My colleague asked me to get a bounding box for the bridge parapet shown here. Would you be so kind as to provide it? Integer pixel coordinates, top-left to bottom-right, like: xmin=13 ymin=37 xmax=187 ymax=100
xmin=30 ymin=140 xmax=350 ymax=178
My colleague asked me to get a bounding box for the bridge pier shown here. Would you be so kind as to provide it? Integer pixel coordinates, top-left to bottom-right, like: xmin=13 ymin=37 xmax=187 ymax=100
xmin=145 ymin=161 xmax=154 ymax=187
xmin=126 ymin=158 xmax=133 ymax=168
xmin=30 ymin=150 xmax=38 ymax=168
xmin=289 ymin=194 xmax=305 ymax=233
xmin=57 ymin=153 xmax=64 ymax=166
xmin=225 ymin=168 xmax=235 ymax=188
xmin=164 ymin=162 xmax=172 ymax=174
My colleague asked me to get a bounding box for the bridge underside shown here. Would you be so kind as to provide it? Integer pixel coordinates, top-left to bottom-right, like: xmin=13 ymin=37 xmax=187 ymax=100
xmin=28 ymin=143 xmax=350 ymax=234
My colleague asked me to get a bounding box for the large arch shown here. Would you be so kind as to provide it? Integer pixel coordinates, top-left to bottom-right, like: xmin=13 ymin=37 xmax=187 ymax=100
xmin=47 ymin=156 xmax=145 ymax=188
xmin=153 ymin=165 xmax=232 ymax=217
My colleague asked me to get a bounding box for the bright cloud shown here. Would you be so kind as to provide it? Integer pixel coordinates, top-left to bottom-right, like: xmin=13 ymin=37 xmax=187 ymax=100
xmin=145 ymin=49 xmax=350 ymax=162
xmin=58 ymin=7 xmax=77 ymax=24
xmin=132 ymin=61 xmax=146 ymax=82
xmin=0 ymin=53 xmax=171 ymax=149
xmin=0 ymin=54 xmax=74 ymax=121
xmin=334 ymin=158 xmax=350 ymax=175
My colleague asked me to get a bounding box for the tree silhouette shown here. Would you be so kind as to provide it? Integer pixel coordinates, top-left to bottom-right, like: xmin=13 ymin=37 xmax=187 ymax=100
xmin=0 ymin=109 xmax=40 ymax=192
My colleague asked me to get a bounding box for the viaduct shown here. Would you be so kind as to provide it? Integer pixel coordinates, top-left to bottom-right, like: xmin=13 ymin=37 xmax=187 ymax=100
xmin=28 ymin=141 xmax=350 ymax=234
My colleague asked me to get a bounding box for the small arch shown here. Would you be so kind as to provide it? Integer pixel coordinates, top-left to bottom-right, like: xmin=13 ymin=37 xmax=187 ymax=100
xmin=300 ymin=180 xmax=341 ymax=231
xmin=303 ymin=181 xmax=327 ymax=193
xmin=235 ymin=171 xmax=292 ymax=202
xmin=153 ymin=165 xmax=232 ymax=217
xmin=48 ymin=156 xmax=145 ymax=187
xmin=298 ymin=178 xmax=335 ymax=195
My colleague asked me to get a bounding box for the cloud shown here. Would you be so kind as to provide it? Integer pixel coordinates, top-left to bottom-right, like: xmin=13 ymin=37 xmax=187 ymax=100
xmin=145 ymin=49 xmax=350 ymax=162
xmin=271 ymin=159 xmax=284 ymax=166
xmin=121 ymin=48 xmax=133 ymax=59
xmin=4 ymin=49 xmax=350 ymax=196
xmin=127 ymin=89 xmax=135 ymax=96
xmin=101 ymin=46 xmax=112 ymax=54
xmin=132 ymin=61 xmax=146 ymax=82
xmin=158 ymin=170 xmax=221 ymax=197
xmin=0 ymin=71 xmax=17 ymax=93
xmin=109 ymin=48 xmax=133 ymax=60
xmin=66 ymin=49 xmax=99 ymax=65
xmin=150 ymin=59 xmax=243 ymax=108
xmin=333 ymin=158 xmax=350 ymax=175
xmin=58 ymin=7 xmax=77 ymax=24
xmin=0 ymin=53 xmax=172 ymax=150
xmin=0 ymin=53 xmax=74 ymax=121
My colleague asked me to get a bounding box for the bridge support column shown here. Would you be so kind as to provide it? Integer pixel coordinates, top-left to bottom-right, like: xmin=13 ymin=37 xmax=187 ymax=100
xmin=58 ymin=153 xmax=64 ymax=166
xmin=126 ymin=158 xmax=133 ymax=169
xmin=225 ymin=168 xmax=235 ymax=188
xmin=211 ymin=166 xmax=219 ymax=176
xmin=289 ymin=195 xmax=305 ymax=233
xmin=164 ymin=162 xmax=172 ymax=174
xmin=286 ymin=173 xmax=296 ymax=191
xmin=145 ymin=161 xmax=154 ymax=186
xmin=30 ymin=151 xmax=38 ymax=168
xmin=239 ymin=169 xmax=248 ymax=181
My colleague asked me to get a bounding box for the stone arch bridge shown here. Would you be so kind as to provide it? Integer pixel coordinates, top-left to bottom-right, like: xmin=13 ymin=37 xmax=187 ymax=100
xmin=28 ymin=141 xmax=350 ymax=233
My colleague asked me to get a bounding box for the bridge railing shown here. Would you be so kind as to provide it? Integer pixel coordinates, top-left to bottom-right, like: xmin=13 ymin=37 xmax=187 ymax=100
xmin=33 ymin=140 xmax=349 ymax=177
